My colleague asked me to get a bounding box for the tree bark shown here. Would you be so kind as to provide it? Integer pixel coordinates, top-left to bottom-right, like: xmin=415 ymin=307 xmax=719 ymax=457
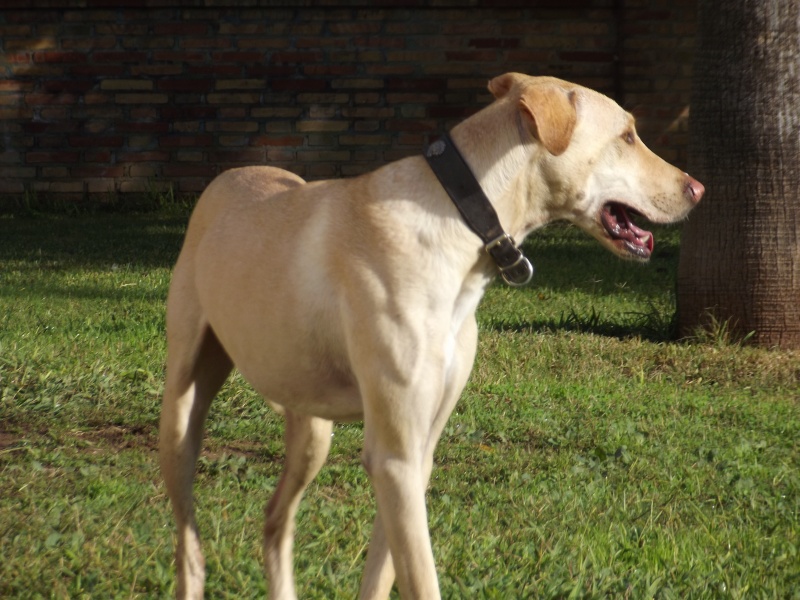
xmin=677 ymin=0 xmax=800 ymax=349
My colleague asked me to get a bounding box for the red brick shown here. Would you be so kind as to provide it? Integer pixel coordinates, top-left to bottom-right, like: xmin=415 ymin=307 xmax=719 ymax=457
xmin=0 ymin=181 xmax=26 ymax=194
xmin=154 ymin=23 xmax=209 ymax=35
xmin=69 ymin=136 xmax=124 ymax=148
xmin=0 ymin=24 xmax=32 ymax=35
xmin=163 ymin=164 xmax=213 ymax=178
xmin=328 ymin=22 xmax=382 ymax=35
xmin=297 ymin=150 xmax=351 ymax=162
xmin=63 ymin=9 xmax=116 ymax=22
xmin=211 ymin=51 xmax=264 ymax=63
xmin=100 ymin=79 xmax=153 ymax=91
xmin=26 ymin=151 xmax=80 ymax=163
xmin=25 ymin=93 xmax=79 ymax=106
xmin=218 ymin=23 xmax=266 ymax=35
xmin=129 ymin=107 xmax=159 ymax=120
xmin=387 ymin=93 xmax=440 ymax=104
xmin=559 ymin=51 xmax=616 ymax=63
xmin=237 ymin=39 xmax=292 ymax=50
xmin=295 ymin=37 xmax=348 ymax=50
xmin=83 ymin=151 xmax=114 ymax=163
xmin=159 ymin=135 xmax=214 ymax=148
xmin=251 ymin=135 xmax=305 ymax=147
xmin=207 ymin=92 xmax=261 ymax=104
xmin=386 ymin=119 xmax=438 ymax=132
xmin=94 ymin=51 xmax=148 ymax=63
xmin=468 ymin=38 xmax=521 ymax=49
xmin=427 ymin=105 xmax=475 ymax=119
xmin=296 ymin=121 xmax=349 ymax=133
xmin=157 ymin=79 xmax=215 ymax=92
xmin=62 ymin=37 xmax=117 ymax=51
xmin=271 ymin=51 xmax=325 ymax=64
xmin=246 ymin=66 xmax=295 ymax=78
xmin=177 ymin=178 xmax=211 ymax=193
xmin=72 ymin=166 xmax=125 ymax=178
xmin=387 ymin=78 xmax=447 ymax=92
xmin=3 ymin=53 xmax=32 ymax=64
xmin=218 ymin=107 xmax=248 ymax=119
xmin=79 ymin=91 xmax=114 ymax=104
xmin=208 ymin=121 xmax=259 ymax=133
xmin=353 ymin=36 xmax=406 ymax=49
xmin=304 ymin=65 xmax=358 ymax=76
xmin=86 ymin=179 xmax=118 ymax=194
xmin=0 ymin=166 xmax=35 ymax=178
xmin=209 ymin=149 xmax=266 ymax=163
xmin=0 ymin=151 xmax=22 ymax=164
xmin=161 ymin=107 xmax=218 ymax=119
xmin=181 ymin=38 xmax=231 ymax=50
xmin=118 ymin=151 xmax=170 ymax=162
xmin=38 ymin=167 xmax=68 ymax=179
xmin=117 ymin=122 xmax=170 ymax=134
xmin=266 ymin=148 xmax=295 ymax=162
xmin=32 ymin=51 xmax=85 ymax=64
xmin=271 ymin=79 xmax=329 ymax=93
xmin=23 ymin=121 xmax=79 ymax=134
xmin=445 ymin=51 xmax=497 ymax=62
xmin=152 ymin=51 xmax=207 ymax=63
xmin=116 ymin=93 xmax=169 ymax=104
xmin=332 ymin=78 xmax=384 ymax=90
xmin=131 ymin=65 xmax=185 ymax=76
xmin=339 ymin=135 xmax=390 ymax=146
xmin=189 ymin=65 xmax=244 ymax=77
xmin=71 ymin=64 xmax=127 ymax=77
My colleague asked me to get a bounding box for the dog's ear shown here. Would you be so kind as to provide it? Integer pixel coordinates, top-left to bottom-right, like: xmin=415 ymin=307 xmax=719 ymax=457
xmin=488 ymin=73 xmax=525 ymax=99
xmin=519 ymin=86 xmax=577 ymax=156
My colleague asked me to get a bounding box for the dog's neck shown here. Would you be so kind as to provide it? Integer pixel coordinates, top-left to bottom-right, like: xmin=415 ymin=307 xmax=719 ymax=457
xmin=448 ymin=99 xmax=547 ymax=242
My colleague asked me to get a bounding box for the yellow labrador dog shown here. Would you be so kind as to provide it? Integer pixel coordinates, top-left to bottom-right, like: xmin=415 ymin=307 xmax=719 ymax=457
xmin=159 ymin=73 xmax=703 ymax=599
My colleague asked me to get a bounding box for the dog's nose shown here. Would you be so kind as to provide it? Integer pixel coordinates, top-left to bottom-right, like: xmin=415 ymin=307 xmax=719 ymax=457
xmin=684 ymin=175 xmax=705 ymax=204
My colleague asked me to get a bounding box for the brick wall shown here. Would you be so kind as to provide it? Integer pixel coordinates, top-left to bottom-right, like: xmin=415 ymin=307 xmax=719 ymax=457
xmin=0 ymin=0 xmax=696 ymax=201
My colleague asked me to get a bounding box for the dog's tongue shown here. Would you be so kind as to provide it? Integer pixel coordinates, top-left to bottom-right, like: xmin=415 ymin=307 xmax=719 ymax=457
xmin=603 ymin=204 xmax=654 ymax=256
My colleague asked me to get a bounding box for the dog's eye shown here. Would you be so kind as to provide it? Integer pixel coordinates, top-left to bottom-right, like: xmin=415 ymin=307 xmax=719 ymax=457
xmin=622 ymin=130 xmax=636 ymax=145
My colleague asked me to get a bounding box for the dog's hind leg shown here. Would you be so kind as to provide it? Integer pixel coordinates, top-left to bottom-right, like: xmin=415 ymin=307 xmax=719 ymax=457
xmin=264 ymin=410 xmax=333 ymax=600
xmin=160 ymin=261 xmax=233 ymax=599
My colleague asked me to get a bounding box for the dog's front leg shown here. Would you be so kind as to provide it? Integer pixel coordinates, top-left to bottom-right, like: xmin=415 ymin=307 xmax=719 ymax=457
xmin=359 ymin=509 xmax=395 ymax=600
xmin=356 ymin=311 xmax=480 ymax=599
xmin=359 ymin=369 xmax=445 ymax=600
xmin=359 ymin=455 xmax=437 ymax=600
xmin=363 ymin=448 xmax=440 ymax=599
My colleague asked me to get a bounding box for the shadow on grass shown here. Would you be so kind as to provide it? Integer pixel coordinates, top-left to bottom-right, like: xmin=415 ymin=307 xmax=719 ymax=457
xmin=0 ymin=212 xmax=187 ymax=270
xmin=0 ymin=281 xmax=168 ymax=303
xmin=487 ymin=311 xmax=677 ymax=343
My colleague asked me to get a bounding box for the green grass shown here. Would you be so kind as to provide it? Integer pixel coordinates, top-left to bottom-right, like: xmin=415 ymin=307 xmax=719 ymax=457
xmin=1 ymin=210 xmax=798 ymax=599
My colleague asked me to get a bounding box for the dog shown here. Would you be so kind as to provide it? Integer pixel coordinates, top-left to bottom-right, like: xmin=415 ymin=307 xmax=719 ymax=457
xmin=159 ymin=72 xmax=703 ymax=599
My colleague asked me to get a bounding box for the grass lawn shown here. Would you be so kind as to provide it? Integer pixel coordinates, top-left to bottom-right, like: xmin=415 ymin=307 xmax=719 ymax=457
xmin=1 ymin=209 xmax=798 ymax=598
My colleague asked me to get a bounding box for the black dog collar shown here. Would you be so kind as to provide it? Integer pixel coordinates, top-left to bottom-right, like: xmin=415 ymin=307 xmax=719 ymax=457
xmin=424 ymin=133 xmax=534 ymax=287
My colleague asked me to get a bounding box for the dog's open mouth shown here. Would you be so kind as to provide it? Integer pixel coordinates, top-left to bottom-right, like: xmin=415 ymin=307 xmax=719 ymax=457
xmin=600 ymin=202 xmax=654 ymax=259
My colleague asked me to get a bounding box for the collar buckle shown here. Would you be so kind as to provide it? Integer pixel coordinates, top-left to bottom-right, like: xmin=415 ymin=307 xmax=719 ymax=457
xmin=485 ymin=234 xmax=534 ymax=287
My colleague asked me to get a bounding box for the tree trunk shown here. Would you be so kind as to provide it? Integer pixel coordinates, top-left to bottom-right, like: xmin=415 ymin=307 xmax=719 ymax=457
xmin=677 ymin=0 xmax=800 ymax=349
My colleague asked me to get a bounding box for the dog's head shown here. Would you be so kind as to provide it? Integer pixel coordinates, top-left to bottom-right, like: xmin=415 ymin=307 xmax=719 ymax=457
xmin=489 ymin=73 xmax=703 ymax=261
